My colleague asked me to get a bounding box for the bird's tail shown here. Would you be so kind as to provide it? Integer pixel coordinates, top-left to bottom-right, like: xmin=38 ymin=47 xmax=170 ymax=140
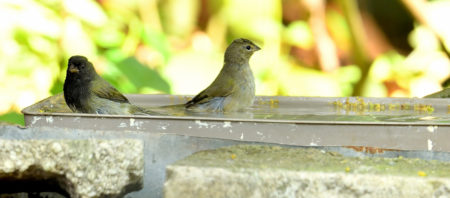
xmin=130 ymin=105 xmax=166 ymax=116
xmin=144 ymin=104 xmax=187 ymax=116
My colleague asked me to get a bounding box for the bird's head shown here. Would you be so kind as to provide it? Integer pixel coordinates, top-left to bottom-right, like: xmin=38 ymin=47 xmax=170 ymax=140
xmin=67 ymin=55 xmax=97 ymax=80
xmin=224 ymin=38 xmax=261 ymax=63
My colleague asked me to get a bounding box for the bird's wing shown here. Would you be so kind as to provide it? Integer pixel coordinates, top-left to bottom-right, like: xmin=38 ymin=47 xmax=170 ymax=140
xmin=186 ymin=72 xmax=235 ymax=107
xmin=91 ymin=77 xmax=130 ymax=103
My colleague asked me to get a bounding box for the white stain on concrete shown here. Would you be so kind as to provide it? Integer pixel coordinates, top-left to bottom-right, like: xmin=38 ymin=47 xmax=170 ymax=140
xmin=195 ymin=120 xmax=209 ymax=128
xmin=309 ymin=142 xmax=318 ymax=146
xmin=118 ymin=122 xmax=127 ymax=128
xmin=130 ymin=118 xmax=136 ymax=127
xmin=427 ymin=139 xmax=433 ymax=151
xmin=240 ymin=133 xmax=244 ymax=140
xmin=31 ymin=116 xmax=42 ymax=125
xmin=46 ymin=116 xmax=54 ymax=124
xmin=427 ymin=126 xmax=437 ymax=133
xmin=129 ymin=118 xmax=143 ymax=129
xmin=256 ymin=131 xmax=265 ymax=140
xmin=223 ymin=121 xmax=232 ymax=128
xmin=256 ymin=131 xmax=265 ymax=139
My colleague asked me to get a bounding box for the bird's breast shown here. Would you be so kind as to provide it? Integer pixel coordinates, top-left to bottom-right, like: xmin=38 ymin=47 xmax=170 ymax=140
xmin=223 ymin=65 xmax=255 ymax=111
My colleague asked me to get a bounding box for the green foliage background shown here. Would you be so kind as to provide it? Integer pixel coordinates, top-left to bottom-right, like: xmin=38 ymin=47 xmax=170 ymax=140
xmin=1 ymin=0 xmax=449 ymax=125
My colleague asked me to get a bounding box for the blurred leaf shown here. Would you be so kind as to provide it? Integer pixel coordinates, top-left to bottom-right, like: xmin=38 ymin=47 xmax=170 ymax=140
xmin=370 ymin=55 xmax=393 ymax=82
xmin=326 ymin=9 xmax=352 ymax=54
xmin=426 ymin=0 xmax=450 ymax=52
xmin=104 ymin=48 xmax=128 ymax=63
xmin=336 ymin=65 xmax=361 ymax=84
xmin=36 ymin=0 xmax=62 ymax=10
xmin=9 ymin=0 xmax=62 ymax=39
xmin=12 ymin=28 xmax=58 ymax=60
xmin=362 ymin=78 xmax=388 ymax=97
xmin=225 ymin=0 xmax=282 ymax=40
xmin=159 ymin=0 xmax=199 ymax=37
xmin=103 ymin=73 xmax=138 ymax=94
xmin=95 ymin=25 xmax=126 ymax=48
xmin=100 ymin=52 xmax=135 ymax=93
xmin=115 ymin=57 xmax=171 ymax=93
xmin=63 ymin=0 xmax=107 ymax=27
xmin=61 ymin=17 xmax=97 ymax=58
xmin=408 ymin=25 xmax=439 ymax=51
xmin=13 ymin=28 xmax=29 ymax=45
xmin=383 ymin=51 xmax=408 ymax=81
xmin=5 ymin=53 xmax=39 ymax=77
xmin=284 ymin=21 xmax=314 ymax=49
xmin=121 ymin=17 xmax=142 ymax=56
xmin=50 ymin=78 xmax=64 ymax=95
xmin=334 ymin=65 xmax=361 ymax=96
xmin=277 ymin=64 xmax=342 ymax=97
xmin=28 ymin=35 xmax=58 ymax=59
xmin=163 ymin=51 xmax=222 ymax=94
xmin=0 ymin=111 xmax=24 ymax=126
xmin=142 ymin=26 xmax=172 ymax=63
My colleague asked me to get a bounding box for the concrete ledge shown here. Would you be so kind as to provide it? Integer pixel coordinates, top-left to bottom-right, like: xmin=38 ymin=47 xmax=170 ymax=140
xmin=0 ymin=125 xmax=245 ymax=197
xmin=0 ymin=139 xmax=144 ymax=198
xmin=165 ymin=145 xmax=450 ymax=198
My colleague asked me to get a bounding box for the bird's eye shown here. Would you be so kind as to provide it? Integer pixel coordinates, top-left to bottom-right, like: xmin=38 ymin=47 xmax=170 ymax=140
xmin=246 ymin=45 xmax=252 ymax=50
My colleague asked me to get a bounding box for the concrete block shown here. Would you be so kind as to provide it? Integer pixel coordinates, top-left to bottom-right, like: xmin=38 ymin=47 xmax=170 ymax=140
xmin=0 ymin=139 xmax=144 ymax=198
xmin=165 ymin=145 xmax=450 ymax=198
xmin=0 ymin=125 xmax=242 ymax=198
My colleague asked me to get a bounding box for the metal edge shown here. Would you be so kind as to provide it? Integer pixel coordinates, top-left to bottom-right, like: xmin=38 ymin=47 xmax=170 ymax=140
xmin=21 ymin=111 xmax=450 ymax=126
xmin=21 ymin=94 xmax=450 ymax=126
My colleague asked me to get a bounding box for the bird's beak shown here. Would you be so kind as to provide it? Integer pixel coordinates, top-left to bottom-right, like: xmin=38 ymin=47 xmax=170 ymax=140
xmin=68 ymin=64 xmax=79 ymax=73
xmin=254 ymin=45 xmax=261 ymax=51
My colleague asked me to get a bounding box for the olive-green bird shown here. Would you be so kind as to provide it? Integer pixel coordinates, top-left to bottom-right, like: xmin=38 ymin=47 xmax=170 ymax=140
xmin=63 ymin=55 xmax=155 ymax=115
xmin=424 ymin=88 xmax=450 ymax=98
xmin=423 ymin=77 xmax=450 ymax=98
xmin=185 ymin=38 xmax=261 ymax=112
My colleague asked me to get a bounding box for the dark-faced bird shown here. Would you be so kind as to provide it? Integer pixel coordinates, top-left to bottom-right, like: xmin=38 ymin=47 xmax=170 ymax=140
xmin=63 ymin=55 xmax=154 ymax=115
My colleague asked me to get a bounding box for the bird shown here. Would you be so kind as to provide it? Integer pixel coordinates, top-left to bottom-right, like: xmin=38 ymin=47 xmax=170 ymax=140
xmin=184 ymin=38 xmax=261 ymax=112
xmin=63 ymin=55 xmax=155 ymax=115
xmin=424 ymin=88 xmax=450 ymax=98
xmin=423 ymin=77 xmax=450 ymax=98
